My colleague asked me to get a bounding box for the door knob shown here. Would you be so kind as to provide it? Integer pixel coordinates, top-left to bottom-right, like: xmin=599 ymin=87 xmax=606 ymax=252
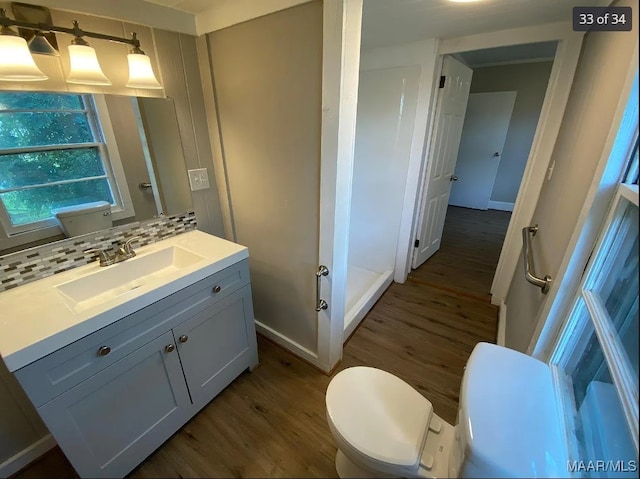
xmin=212 ymin=285 xmax=221 ymax=293
xmin=179 ymin=335 xmax=188 ymax=343
xmin=493 ymin=152 xmax=500 ymax=157
xmin=450 ymin=176 xmax=459 ymax=182
xmin=165 ymin=344 xmax=175 ymax=353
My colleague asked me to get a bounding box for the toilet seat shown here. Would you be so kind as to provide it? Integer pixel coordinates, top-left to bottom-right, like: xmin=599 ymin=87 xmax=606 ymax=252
xmin=326 ymin=367 xmax=433 ymax=474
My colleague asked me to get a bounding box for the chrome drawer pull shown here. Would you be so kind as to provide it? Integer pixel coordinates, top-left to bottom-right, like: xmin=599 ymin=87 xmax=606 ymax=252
xmin=165 ymin=344 xmax=175 ymax=353
xmin=179 ymin=335 xmax=188 ymax=343
xmin=97 ymin=346 xmax=111 ymax=357
xmin=212 ymin=285 xmax=222 ymax=293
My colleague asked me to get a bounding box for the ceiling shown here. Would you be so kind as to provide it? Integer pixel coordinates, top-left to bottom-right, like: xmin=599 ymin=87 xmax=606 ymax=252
xmin=142 ymin=0 xmax=224 ymax=15
xmin=360 ymin=0 xmax=605 ymax=48
xmin=456 ymin=41 xmax=558 ymax=69
xmin=25 ymin=0 xmax=609 ymax=45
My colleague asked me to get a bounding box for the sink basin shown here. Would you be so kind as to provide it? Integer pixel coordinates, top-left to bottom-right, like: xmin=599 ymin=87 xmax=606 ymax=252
xmin=57 ymin=246 xmax=204 ymax=311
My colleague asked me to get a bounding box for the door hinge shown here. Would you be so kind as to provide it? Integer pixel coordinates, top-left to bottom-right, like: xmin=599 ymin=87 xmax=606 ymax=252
xmin=414 ymin=239 xmax=420 ymax=248
xmin=439 ymin=75 xmax=446 ymax=88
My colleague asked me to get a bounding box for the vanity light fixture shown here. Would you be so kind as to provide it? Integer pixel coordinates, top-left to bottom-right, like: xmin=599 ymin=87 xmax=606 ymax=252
xmin=66 ymin=24 xmax=111 ymax=86
xmin=0 ymin=23 xmax=48 ymax=80
xmin=0 ymin=8 xmax=162 ymax=89
xmin=126 ymin=36 xmax=163 ymax=89
xmin=26 ymin=30 xmax=59 ymax=57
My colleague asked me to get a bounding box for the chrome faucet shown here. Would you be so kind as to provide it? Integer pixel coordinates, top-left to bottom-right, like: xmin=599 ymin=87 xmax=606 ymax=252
xmin=115 ymin=236 xmax=140 ymax=262
xmin=85 ymin=236 xmax=140 ymax=267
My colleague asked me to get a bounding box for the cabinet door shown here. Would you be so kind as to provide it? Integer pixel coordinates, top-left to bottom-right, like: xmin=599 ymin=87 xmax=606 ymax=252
xmin=38 ymin=331 xmax=191 ymax=478
xmin=174 ymin=286 xmax=257 ymax=408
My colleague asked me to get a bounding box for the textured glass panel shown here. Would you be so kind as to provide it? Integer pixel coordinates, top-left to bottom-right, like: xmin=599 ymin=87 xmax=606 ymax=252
xmin=0 ymin=148 xmax=105 ymax=189
xmin=567 ymin=311 xmax=637 ymax=476
xmin=0 ymin=92 xmax=83 ymax=111
xmin=0 ymin=112 xmax=93 ymax=149
xmin=1 ymin=179 xmax=113 ymax=225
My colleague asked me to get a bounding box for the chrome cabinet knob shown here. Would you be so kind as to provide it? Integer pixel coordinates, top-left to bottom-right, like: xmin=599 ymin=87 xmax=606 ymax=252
xmin=179 ymin=335 xmax=188 ymax=343
xmin=450 ymin=175 xmax=459 ymax=182
xmin=97 ymin=346 xmax=111 ymax=357
xmin=165 ymin=344 xmax=175 ymax=353
xmin=212 ymin=285 xmax=221 ymax=293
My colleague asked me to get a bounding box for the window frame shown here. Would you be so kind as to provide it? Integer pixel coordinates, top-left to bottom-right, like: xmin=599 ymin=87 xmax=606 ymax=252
xmin=550 ymin=183 xmax=639 ymax=463
xmin=0 ymin=93 xmax=134 ymax=248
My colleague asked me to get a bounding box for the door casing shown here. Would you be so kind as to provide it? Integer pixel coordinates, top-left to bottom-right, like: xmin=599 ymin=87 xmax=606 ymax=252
xmin=401 ymin=22 xmax=585 ymax=307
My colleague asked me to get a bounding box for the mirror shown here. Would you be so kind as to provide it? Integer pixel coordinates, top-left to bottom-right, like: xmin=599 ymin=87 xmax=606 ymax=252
xmin=0 ymin=91 xmax=193 ymax=254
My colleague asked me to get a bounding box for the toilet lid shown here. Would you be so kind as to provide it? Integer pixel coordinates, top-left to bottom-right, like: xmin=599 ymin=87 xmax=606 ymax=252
xmin=326 ymin=366 xmax=432 ymax=469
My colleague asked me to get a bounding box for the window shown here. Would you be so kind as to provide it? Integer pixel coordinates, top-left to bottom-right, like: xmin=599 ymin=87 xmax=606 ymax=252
xmin=0 ymin=92 xmax=132 ymax=238
xmin=551 ymin=183 xmax=639 ymax=474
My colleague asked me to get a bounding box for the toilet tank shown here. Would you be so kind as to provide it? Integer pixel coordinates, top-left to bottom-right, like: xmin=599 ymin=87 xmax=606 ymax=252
xmin=53 ymin=201 xmax=112 ymax=237
xmin=450 ymin=342 xmax=569 ymax=478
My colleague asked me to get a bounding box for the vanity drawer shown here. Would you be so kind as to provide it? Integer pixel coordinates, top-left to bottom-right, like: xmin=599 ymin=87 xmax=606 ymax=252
xmin=15 ymin=259 xmax=250 ymax=407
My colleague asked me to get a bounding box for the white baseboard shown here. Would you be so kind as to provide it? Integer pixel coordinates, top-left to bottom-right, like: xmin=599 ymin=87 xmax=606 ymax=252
xmin=488 ymin=201 xmax=515 ymax=212
xmin=344 ymin=270 xmax=393 ymax=341
xmin=0 ymin=434 xmax=56 ymax=477
xmin=497 ymin=300 xmax=507 ymax=346
xmin=254 ymin=320 xmax=326 ymax=370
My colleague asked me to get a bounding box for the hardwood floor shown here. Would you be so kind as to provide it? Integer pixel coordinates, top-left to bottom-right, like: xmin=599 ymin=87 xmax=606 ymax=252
xmin=411 ymin=205 xmax=512 ymax=300
xmin=15 ymin=206 xmax=505 ymax=478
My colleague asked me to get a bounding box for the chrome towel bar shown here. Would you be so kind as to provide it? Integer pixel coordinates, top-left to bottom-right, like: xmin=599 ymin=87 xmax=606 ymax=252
xmin=316 ymin=265 xmax=329 ymax=311
xmin=522 ymin=225 xmax=552 ymax=294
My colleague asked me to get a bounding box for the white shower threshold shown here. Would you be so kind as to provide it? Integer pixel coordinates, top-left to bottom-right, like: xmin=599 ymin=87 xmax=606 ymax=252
xmin=344 ymin=265 xmax=393 ymax=342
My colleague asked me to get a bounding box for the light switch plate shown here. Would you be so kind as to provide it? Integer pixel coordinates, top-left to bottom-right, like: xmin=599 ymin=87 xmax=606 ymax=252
xmin=188 ymin=168 xmax=210 ymax=191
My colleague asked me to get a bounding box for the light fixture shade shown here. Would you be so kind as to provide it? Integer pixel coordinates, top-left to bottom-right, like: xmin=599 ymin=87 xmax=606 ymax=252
xmin=28 ymin=32 xmax=59 ymax=56
xmin=66 ymin=44 xmax=111 ymax=85
xmin=126 ymin=53 xmax=162 ymax=89
xmin=0 ymin=35 xmax=48 ymax=81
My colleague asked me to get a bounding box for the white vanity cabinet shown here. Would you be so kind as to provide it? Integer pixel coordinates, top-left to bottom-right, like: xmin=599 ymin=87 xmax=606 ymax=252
xmin=13 ymin=259 xmax=258 ymax=478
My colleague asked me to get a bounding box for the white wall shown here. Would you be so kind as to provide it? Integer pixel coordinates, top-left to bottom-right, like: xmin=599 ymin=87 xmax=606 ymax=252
xmin=470 ymin=61 xmax=554 ymax=206
xmin=505 ymin=1 xmax=638 ymax=352
xmin=358 ymin=39 xmax=440 ymax=282
xmin=349 ymin=66 xmax=420 ymax=274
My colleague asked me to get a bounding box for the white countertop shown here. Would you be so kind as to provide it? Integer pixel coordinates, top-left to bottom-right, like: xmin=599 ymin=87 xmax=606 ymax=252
xmin=0 ymin=231 xmax=248 ymax=372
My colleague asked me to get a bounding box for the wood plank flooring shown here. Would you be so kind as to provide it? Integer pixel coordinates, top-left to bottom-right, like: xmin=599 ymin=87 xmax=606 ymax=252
xmin=15 ymin=206 xmax=506 ymax=478
xmin=411 ymin=206 xmax=512 ymax=300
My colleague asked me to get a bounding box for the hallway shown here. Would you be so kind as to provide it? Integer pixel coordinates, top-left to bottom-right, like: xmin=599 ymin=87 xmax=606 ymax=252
xmin=411 ymin=205 xmax=512 ymax=300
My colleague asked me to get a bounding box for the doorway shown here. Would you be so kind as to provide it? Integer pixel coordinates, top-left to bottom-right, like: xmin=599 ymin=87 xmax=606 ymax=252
xmin=412 ymin=42 xmax=558 ymax=299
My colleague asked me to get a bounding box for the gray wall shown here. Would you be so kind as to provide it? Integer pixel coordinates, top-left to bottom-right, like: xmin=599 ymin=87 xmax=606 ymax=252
xmin=104 ymin=95 xmax=159 ymax=222
xmin=470 ymin=61 xmax=553 ymax=204
xmin=152 ymin=30 xmax=225 ymax=238
xmin=505 ymin=2 xmax=637 ymax=352
xmin=208 ymin=1 xmax=323 ymax=353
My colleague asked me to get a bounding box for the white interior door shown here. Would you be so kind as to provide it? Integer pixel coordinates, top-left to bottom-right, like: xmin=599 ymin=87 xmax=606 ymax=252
xmin=449 ymin=91 xmax=517 ymax=210
xmin=412 ymin=56 xmax=473 ymax=269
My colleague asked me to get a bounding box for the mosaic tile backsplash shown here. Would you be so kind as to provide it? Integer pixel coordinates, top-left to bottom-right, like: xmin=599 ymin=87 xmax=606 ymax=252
xmin=0 ymin=212 xmax=197 ymax=293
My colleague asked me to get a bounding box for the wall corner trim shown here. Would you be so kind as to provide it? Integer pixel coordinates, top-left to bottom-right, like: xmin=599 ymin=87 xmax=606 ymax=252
xmin=0 ymin=434 xmax=56 ymax=478
xmin=254 ymin=320 xmax=327 ymax=371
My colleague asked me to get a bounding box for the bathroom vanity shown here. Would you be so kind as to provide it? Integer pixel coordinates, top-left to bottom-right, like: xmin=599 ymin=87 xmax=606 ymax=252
xmin=0 ymin=231 xmax=258 ymax=478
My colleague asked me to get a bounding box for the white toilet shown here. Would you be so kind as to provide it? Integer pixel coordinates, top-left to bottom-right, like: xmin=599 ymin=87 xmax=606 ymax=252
xmin=326 ymin=342 xmax=569 ymax=478
xmin=53 ymin=201 xmax=112 ymax=237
